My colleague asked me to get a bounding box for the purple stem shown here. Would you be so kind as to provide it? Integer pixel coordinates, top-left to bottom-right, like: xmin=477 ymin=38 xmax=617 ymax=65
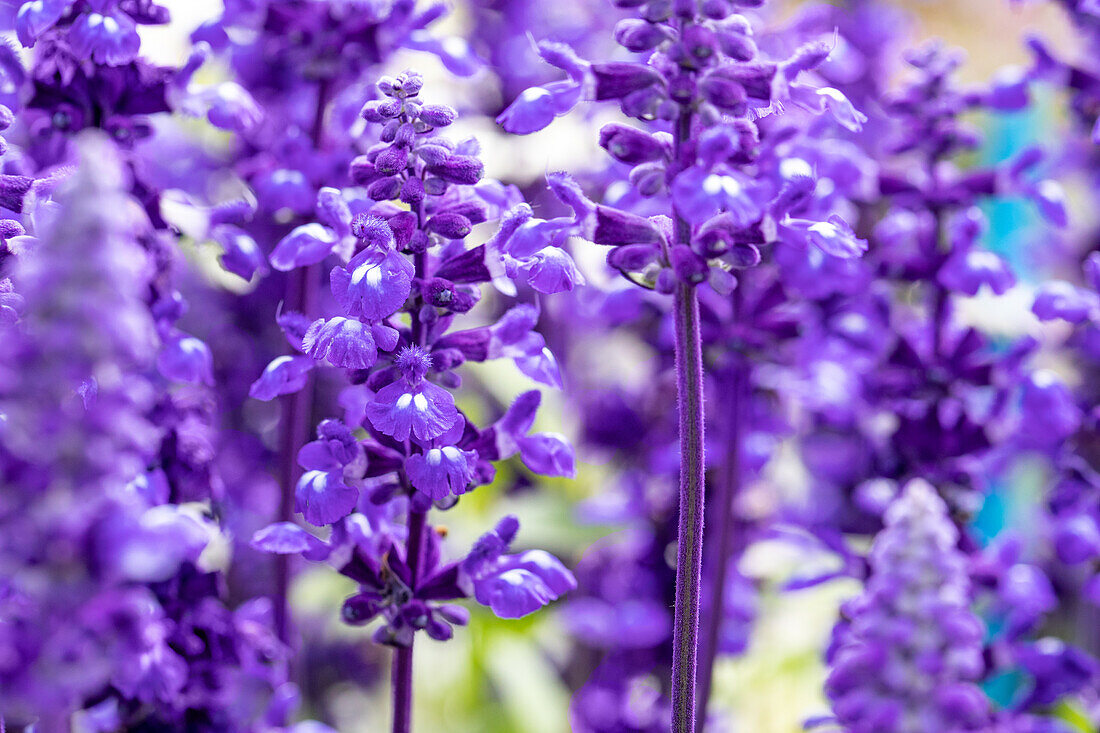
xmin=671 ymin=280 xmax=706 ymax=733
xmin=669 ymin=102 xmax=707 ymax=731
xmin=695 ymin=331 xmax=745 ymax=730
xmin=272 ymin=79 xmax=329 ymax=642
xmin=391 ymin=188 xmax=433 ymax=733
xmin=391 ymin=507 xmax=428 ymax=733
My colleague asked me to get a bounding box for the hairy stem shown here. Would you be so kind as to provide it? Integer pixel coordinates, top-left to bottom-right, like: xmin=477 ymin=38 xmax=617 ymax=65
xmin=671 ymin=280 xmax=706 ymax=733
xmin=391 ymin=185 xmax=433 ymax=733
xmin=668 ymin=86 xmax=707 ymax=730
xmin=392 ymin=508 xmax=428 ymax=733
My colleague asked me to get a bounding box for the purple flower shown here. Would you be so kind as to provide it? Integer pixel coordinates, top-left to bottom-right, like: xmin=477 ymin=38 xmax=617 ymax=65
xmin=783 ymin=215 xmax=868 ymax=259
xmin=938 ymin=249 xmax=1016 ymax=296
xmin=302 ymin=317 xmax=378 ymax=369
xmin=1033 ymin=281 xmax=1097 ymax=324
xmin=295 ymin=470 xmax=359 ymax=526
xmin=464 ymin=516 xmax=577 ymax=619
xmin=249 ymin=355 xmax=314 ymax=401
xmin=211 ymin=224 xmax=266 ymax=280
xmin=156 ymin=334 xmax=214 ymax=386
xmin=405 ymin=445 xmax=478 ymax=501
xmin=251 ymin=522 xmax=330 ymax=561
xmin=15 ymin=0 xmax=68 ymax=46
xmin=671 ymin=166 xmax=759 ymax=227
xmin=69 ymin=10 xmax=141 ymax=66
xmin=826 ymin=480 xmax=990 ymax=732
xmin=330 ymin=245 xmax=414 ymax=321
xmin=270 ymin=223 xmax=339 ymax=271
xmin=365 ymin=377 xmax=458 ymax=443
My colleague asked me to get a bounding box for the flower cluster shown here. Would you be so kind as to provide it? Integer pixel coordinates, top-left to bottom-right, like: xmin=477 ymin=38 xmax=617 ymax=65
xmin=250 ymin=72 xmax=576 ymax=671
xmin=825 ymin=479 xmax=991 ymax=732
xmin=6 ymin=1 xmax=1100 ymax=732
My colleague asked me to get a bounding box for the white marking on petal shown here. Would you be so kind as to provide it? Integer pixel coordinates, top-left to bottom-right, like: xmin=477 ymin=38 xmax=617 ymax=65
xmin=397 ymin=393 xmax=413 ymax=410
xmin=808 ymin=221 xmax=839 ymax=238
xmin=780 ymin=158 xmax=812 ymax=179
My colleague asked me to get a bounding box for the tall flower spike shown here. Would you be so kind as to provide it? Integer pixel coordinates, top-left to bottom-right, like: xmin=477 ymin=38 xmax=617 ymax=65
xmin=0 ymin=133 xmax=161 ymax=726
xmin=826 ymin=480 xmax=990 ymax=733
xmin=497 ymin=3 xmax=869 ymax=730
xmin=247 ymin=70 xmax=576 ymax=733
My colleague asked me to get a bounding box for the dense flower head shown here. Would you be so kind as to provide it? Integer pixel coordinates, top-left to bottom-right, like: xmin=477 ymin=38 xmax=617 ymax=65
xmin=826 ymin=480 xmax=990 ymax=733
xmin=4 ymin=2 xmax=1100 ymax=730
xmin=496 ymin=0 xmax=869 ymax=297
xmin=0 ymin=134 xmax=288 ymax=729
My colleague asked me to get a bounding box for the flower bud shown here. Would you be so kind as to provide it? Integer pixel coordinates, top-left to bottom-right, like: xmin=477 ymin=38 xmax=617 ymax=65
xmin=424 ymin=177 xmax=448 ymax=195
xmin=655 ymin=268 xmax=676 ymax=294
xmin=620 ymin=85 xmax=666 ymax=121
xmin=592 ymin=62 xmax=664 ymax=101
xmin=607 ymin=243 xmax=661 ymax=272
xmin=360 ymin=100 xmax=386 ymax=123
xmin=419 ymin=104 xmax=457 ymax=127
xmin=700 ymin=73 xmax=747 ymax=112
xmin=680 ymin=24 xmax=718 ymax=64
xmin=629 ymin=162 xmax=666 ymax=197
xmin=367 ymin=176 xmax=401 ymax=201
xmin=599 ymin=122 xmax=667 ymax=165
xmin=429 ymin=155 xmax=484 ymax=185
xmin=426 ymin=212 xmax=473 ymax=239
xmin=441 ymin=200 xmax=489 ymax=225
xmin=592 ymin=206 xmax=664 ymax=246
xmin=717 ymin=62 xmax=776 ymax=100
xmin=670 ymin=244 xmax=708 ymax=284
xmin=400 ymin=176 xmax=425 ymax=205
xmin=377 ymin=99 xmax=402 ymax=118
xmin=417 ymin=143 xmax=450 ymax=166
xmin=408 ymin=230 xmax=430 ymax=254
xmin=614 ymin=19 xmax=672 ymax=52
xmin=425 ymin=277 xmax=457 ymax=307
xmin=701 ymin=0 xmax=736 ymax=18
xmin=387 ymin=211 xmax=417 ymax=249
xmin=350 ymin=155 xmax=378 ymax=184
xmin=718 ymin=30 xmax=757 ymax=61
xmin=394 ymin=122 xmax=416 ymax=148
xmin=343 ymin=595 xmax=383 ymax=625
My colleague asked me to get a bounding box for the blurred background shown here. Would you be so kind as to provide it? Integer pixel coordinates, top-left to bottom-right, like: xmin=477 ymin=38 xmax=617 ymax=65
xmin=130 ymin=2 xmax=1088 ymax=731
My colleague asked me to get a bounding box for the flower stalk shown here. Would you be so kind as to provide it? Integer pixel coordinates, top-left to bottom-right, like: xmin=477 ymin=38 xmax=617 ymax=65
xmin=669 ymin=102 xmax=706 ymax=733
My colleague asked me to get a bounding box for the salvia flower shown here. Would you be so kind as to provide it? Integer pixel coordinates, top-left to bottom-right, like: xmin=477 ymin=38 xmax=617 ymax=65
xmin=825 ymin=479 xmax=990 ymax=733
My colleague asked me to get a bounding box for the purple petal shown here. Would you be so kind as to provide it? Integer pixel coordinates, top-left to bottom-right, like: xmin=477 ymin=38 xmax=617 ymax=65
xmin=1032 ymin=281 xmax=1097 ymax=323
xmin=295 ymin=470 xmax=359 ymax=526
xmin=270 ymin=223 xmax=338 ymax=271
xmin=212 ymin=224 xmax=266 ymax=280
xmin=69 ymin=10 xmax=141 ymax=65
xmin=937 ymin=250 xmax=1016 ymax=296
xmin=157 ymin=335 xmax=214 ymax=386
xmin=302 ymin=317 xmax=378 ymax=369
xmin=249 ymin=355 xmax=313 ymax=401
xmin=332 ymin=248 xmax=414 ymax=321
xmin=365 ymin=380 xmax=459 ymax=442
xmin=251 ymin=522 xmax=329 ymax=561
xmin=405 ymin=446 xmax=478 ymax=501
xmin=517 ymin=433 xmax=576 ymax=477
